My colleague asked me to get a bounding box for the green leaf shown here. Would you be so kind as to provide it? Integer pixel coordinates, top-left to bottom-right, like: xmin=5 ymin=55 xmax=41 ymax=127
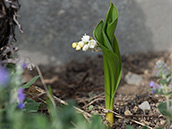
xmin=93 ymin=2 xmax=122 ymax=111
xmin=31 ymin=115 xmax=51 ymax=129
xmin=142 ymin=126 xmax=149 ymax=129
xmin=126 ymin=125 xmax=135 ymax=129
xmin=93 ymin=20 xmax=104 ymax=45
xmin=104 ymin=2 xmax=118 ymax=47
xmin=88 ymin=115 xmax=107 ymax=129
xmin=22 ymin=75 xmax=40 ymax=89
xmin=158 ymin=102 xmax=172 ymax=117
xmin=24 ymin=98 xmax=41 ymax=113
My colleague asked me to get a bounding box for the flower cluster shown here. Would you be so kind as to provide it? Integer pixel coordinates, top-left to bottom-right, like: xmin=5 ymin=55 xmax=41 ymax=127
xmin=154 ymin=60 xmax=171 ymax=77
xmin=149 ymin=81 xmax=163 ymax=93
xmin=19 ymin=59 xmax=35 ymax=71
xmin=149 ymin=60 xmax=172 ymax=95
xmin=17 ymin=88 xmax=25 ymax=109
xmin=72 ymin=34 xmax=98 ymax=51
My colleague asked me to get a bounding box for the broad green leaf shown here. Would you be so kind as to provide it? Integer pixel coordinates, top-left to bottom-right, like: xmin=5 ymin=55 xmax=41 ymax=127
xmin=93 ymin=20 xmax=104 ymax=45
xmin=102 ymin=46 xmax=119 ymax=109
xmin=93 ymin=2 xmax=122 ymax=111
xmin=104 ymin=2 xmax=118 ymax=46
xmin=24 ymin=98 xmax=41 ymax=113
xmin=22 ymin=75 xmax=40 ymax=89
xmin=88 ymin=115 xmax=107 ymax=129
xmin=31 ymin=115 xmax=51 ymax=129
xmin=158 ymin=102 xmax=172 ymax=117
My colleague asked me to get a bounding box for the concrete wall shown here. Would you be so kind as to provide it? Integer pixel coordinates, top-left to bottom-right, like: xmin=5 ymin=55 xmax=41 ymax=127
xmin=16 ymin=0 xmax=172 ymax=65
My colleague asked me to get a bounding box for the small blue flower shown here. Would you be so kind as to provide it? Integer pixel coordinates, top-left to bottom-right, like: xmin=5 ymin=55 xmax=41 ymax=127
xmin=18 ymin=102 xmax=25 ymax=109
xmin=151 ymin=90 xmax=155 ymax=94
xmin=21 ymin=63 xmax=27 ymax=69
xmin=149 ymin=81 xmax=155 ymax=87
xmin=149 ymin=81 xmax=162 ymax=93
xmin=0 ymin=66 xmax=9 ymax=87
xmin=17 ymin=88 xmax=25 ymax=109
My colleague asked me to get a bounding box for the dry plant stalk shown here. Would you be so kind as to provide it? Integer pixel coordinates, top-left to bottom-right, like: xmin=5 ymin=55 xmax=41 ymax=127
xmin=0 ymin=0 xmax=22 ymax=61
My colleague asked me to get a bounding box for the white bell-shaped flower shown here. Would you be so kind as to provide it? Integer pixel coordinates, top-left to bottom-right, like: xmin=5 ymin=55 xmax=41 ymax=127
xmin=89 ymin=40 xmax=97 ymax=48
xmin=78 ymin=41 xmax=84 ymax=48
xmin=76 ymin=45 xmax=81 ymax=50
xmin=81 ymin=34 xmax=90 ymax=42
xmin=82 ymin=44 xmax=89 ymax=51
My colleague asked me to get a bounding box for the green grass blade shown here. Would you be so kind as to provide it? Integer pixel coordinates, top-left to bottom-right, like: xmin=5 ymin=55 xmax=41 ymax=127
xmin=22 ymin=75 xmax=40 ymax=89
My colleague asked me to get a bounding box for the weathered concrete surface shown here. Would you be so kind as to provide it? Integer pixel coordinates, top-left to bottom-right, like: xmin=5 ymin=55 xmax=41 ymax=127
xmin=16 ymin=0 xmax=172 ymax=65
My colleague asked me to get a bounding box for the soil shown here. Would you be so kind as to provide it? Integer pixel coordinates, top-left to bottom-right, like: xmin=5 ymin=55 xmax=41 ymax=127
xmin=23 ymin=51 xmax=172 ymax=129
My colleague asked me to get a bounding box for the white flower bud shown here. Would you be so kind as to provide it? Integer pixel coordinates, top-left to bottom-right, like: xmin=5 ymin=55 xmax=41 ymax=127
xmin=82 ymin=44 xmax=89 ymax=51
xmin=78 ymin=41 xmax=84 ymax=48
xmin=81 ymin=34 xmax=90 ymax=42
xmin=76 ymin=45 xmax=81 ymax=50
xmin=72 ymin=42 xmax=77 ymax=48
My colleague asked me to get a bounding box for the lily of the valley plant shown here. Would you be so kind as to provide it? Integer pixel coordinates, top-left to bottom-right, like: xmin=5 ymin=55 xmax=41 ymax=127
xmin=72 ymin=2 xmax=122 ymax=127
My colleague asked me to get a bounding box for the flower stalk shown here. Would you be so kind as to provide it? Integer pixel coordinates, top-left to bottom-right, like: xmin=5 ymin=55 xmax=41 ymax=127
xmin=71 ymin=2 xmax=122 ymax=127
xmin=149 ymin=60 xmax=172 ymax=129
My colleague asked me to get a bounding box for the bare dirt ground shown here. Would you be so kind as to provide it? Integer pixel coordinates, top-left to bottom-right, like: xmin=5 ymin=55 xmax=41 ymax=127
xmin=24 ymin=51 xmax=172 ymax=129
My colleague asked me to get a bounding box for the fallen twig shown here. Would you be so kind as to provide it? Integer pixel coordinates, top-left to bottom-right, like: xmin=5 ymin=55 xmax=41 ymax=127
xmin=35 ymin=65 xmax=56 ymax=107
xmin=100 ymin=107 xmax=154 ymax=129
xmin=82 ymin=97 xmax=105 ymax=109
xmin=25 ymin=92 xmax=46 ymax=104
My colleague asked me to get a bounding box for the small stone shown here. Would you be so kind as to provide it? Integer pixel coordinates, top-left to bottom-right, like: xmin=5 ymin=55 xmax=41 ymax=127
xmin=144 ymin=70 xmax=149 ymax=74
xmin=138 ymin=101 xmax=151 ymax=114
xmin=133 ymin=106 xmax=138 ymax=112
xmin=124 ymin=109 xmax=133 ymax=116
xmin=160 ymin=120 xmax=166 ymax=125
xmin=124 ymin=72 xmax=143 ymax=85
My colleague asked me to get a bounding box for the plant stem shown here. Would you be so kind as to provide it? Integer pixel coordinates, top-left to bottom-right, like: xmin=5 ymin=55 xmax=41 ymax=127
xmin=166 ymin=96 xmax=169 ymax=111
xmin=167 ymin=117 xmax=171 ymax=129
xmin=165 ymin=84 xmax=170 ymax=129
xmin=166 ymin=96 xmax=170 ymax=129
xmin=106 ymin=112 xmax=113 ymax=127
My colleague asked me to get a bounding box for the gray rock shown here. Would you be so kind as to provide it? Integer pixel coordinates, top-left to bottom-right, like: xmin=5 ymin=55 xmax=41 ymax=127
xmin=124 ymin=72 xmax=143 ymax=85
xmin=16 ymin=0 xmax=172 ymax=65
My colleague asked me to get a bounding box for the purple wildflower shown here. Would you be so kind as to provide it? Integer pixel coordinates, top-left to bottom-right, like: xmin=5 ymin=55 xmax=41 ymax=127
xmin=0 ymin=66 xmax=9 ymax=87
xmin=149 ymin=81 xmax=161 ymax=93
xmin=155 ymin=60 xmax=164 ymax=69
xmin=18 ymin=102 xmax=25 ymax=109
xmin=151 ymin=90 xmax=155 ymax=94
xmin=21 ymin=63 xmax=27 ymax=69
xmin=149 ymin=81 xmax=155 ymax=87
xmin=17 ymin=88 xmax=25 ymax=109
xmin=154 ymin=60 xmax=171 ymax=77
